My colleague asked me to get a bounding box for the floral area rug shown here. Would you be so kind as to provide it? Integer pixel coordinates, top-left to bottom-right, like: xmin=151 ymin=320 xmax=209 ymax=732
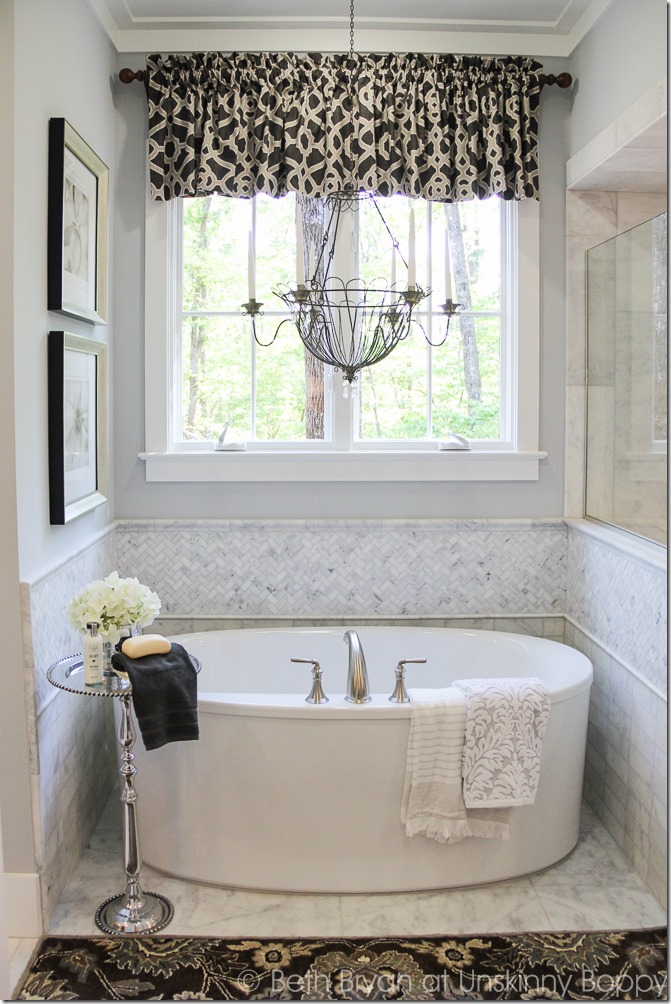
xmin=14 ymin=929 xmax=667 ymax=1001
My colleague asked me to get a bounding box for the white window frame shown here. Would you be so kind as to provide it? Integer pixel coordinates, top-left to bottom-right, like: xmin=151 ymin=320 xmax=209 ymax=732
xmin=141 ymin=193 xmax=544 ymax=482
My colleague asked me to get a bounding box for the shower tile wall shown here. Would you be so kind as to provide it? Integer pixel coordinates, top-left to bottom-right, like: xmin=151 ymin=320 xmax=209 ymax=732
xmin=564 ymin=190 xmax=668 ymax=519
xmin=21 ymin=528 xmax=118 ymax=924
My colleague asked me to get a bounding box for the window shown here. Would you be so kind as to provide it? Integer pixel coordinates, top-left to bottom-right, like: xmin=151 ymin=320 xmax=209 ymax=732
xmin=143 ymin=192 xmax=542 ymax=481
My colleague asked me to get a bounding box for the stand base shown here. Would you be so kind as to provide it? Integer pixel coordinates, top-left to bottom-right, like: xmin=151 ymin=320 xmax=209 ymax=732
xmin=95 ymin=890 xmax=174 ymax=935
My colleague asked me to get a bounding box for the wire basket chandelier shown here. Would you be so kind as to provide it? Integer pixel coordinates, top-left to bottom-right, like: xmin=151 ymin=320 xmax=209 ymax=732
xmin=242 ymin=1 xmax=462 ymax=385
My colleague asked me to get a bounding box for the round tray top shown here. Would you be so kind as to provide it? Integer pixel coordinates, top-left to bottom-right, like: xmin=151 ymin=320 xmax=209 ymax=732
xmin=47 ymin=654 xmax=131 ymax=697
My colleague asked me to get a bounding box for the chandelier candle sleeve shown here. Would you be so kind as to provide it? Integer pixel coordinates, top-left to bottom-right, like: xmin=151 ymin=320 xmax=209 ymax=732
xmin=445 ymin=230 xmax=452 ymax=300
xmin=391 ymin=244 xmax=397 ymax=288
xmin=247 ymin=231 xmax=256 ymax=300
xmin=408 ymin=208 xmax=416 ymax=288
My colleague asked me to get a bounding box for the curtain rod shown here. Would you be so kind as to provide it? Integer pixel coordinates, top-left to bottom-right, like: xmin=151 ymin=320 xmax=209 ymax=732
xmin=118 ymin=67 xmax=573 ymax=88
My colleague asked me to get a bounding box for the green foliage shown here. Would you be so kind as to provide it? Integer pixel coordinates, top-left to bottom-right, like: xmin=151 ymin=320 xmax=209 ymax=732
xmin=180 ymin=193 xmax=504 ymax=443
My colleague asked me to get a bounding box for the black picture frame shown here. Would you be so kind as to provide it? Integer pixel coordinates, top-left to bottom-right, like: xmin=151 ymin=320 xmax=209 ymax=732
xmin=48 ymin=331 xmax=108 ymax=525
xmin=48 ymin=118 xmax=109 ymax=325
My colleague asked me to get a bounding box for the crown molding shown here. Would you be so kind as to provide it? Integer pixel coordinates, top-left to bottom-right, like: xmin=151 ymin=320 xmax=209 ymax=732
xmin=111 ymin=27 xmax=573 ymax=57
xmin=86 ymin=0 xmax=615 ymax=57
xmin=564 ymin=0 xmax=614 ymax=56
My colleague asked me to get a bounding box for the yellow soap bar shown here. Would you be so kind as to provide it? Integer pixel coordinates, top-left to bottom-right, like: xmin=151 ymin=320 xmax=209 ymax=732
xmin=121 ymin=634 xmax=171 ymax=658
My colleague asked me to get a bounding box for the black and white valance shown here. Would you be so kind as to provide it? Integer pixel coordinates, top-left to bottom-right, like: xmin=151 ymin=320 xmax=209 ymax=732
xmin=146 ymin=52 xmax=542 ymax=203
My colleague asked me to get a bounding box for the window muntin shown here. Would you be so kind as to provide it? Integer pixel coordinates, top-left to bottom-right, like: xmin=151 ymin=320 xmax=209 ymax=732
xmin=175 ymin=193 xmax=513 ymax=451
xmin=178 ymin=193 xmax=327 ymax=445
xmin=355 ymin=196 xmax=506 ymax=443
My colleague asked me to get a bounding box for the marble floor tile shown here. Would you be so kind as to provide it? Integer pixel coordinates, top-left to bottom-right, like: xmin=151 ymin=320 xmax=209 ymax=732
xmin=48 ymin=799 xmax=666 ymax=939
xmin=529 ymin=828 xmax=648 ymax=891
xmin=338 ymin=880 xmax=553 ymax=937
xmin=161 ymin=882 xmax=345 ymax=938
xmin=535 ymin=885 xmax=667 ymax=932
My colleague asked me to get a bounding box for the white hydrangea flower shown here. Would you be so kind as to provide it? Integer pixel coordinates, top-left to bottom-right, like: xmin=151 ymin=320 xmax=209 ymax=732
xmin=66 ymin=571 xmax=162 ymax=640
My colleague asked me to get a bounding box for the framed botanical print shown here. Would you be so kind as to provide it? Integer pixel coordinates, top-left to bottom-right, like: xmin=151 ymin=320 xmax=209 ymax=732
xmin=48 ymin=331 xmax=108 ymax=524
xmin=48 ymin=118 xmax=108 ymax=325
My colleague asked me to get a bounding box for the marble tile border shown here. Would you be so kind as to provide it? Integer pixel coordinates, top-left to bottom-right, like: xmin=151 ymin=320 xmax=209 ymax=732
xmin=151 ymin=614 xmax=566 ymax=642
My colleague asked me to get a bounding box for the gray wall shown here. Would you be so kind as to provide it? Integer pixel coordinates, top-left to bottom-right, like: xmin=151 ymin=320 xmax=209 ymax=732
xmin=568 ymin=0 xmax=667 ymax=157
xmin=7 ymin=0 xmax=117 ymax=870
xmin=13 ymin=0 xmax=117 ymax=582
xmin=0 ymin=0 xmax=35 ymax=878
xmin=112 ymin=54 xmax=571 ymax=520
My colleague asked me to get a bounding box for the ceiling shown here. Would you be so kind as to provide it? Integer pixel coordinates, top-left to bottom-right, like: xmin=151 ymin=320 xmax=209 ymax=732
xmin=88 ymin=0 xmax=616 ymax=55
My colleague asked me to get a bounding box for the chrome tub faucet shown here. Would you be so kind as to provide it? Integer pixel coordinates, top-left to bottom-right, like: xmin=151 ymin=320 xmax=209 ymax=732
xmin=343 ymin=629 xmax=371 ymax=703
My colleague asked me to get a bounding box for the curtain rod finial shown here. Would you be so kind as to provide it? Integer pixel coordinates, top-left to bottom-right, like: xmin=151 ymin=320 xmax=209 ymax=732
xmin=541 ymin=72 xmax=573 ymax=89
xmin=119 ymin=68 xmax=147 ymax=84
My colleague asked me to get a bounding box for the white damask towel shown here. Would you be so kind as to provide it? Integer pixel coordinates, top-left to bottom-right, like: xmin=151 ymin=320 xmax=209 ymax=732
xmin=401 ymin=687 xmax=510 ymax=843
xmin=452 ymin=676 xmax=550 ymax=808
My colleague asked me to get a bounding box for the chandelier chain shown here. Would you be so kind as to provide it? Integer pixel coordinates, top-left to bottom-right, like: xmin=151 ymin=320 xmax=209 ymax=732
xmin=349 ymin=0 xmax=354 ymax=55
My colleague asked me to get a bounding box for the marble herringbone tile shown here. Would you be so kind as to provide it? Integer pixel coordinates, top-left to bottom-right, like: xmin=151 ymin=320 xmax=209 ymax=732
xmin=116 ymin=520 xmax=567 ymax=621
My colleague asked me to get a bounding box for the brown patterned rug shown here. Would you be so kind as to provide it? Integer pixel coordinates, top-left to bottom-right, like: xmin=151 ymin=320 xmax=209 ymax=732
xmin=14 ymin=929 xmax=667 ymax=1001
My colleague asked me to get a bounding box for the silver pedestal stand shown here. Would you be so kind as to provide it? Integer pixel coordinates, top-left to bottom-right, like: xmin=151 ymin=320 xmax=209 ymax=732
xmin=47 ymin=655 xmax=174 ymax=935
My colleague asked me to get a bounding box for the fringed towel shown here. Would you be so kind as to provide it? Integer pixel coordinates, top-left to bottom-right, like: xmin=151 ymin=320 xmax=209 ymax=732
xmin=111 ymin=642 xmax=200 ymax=752
xmin=401 ymin=687 xmax=510 ymax=843
xmin=452 ymin=676 xmax=550 ymax=808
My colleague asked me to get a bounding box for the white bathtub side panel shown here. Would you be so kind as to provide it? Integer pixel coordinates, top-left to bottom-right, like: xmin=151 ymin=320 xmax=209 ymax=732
xmin=136 ymin=691 xmax=590 ymax=894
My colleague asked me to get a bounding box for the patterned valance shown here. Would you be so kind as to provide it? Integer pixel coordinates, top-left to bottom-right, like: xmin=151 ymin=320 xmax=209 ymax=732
xmin=146 ymin=52 xmax=542 ymax=203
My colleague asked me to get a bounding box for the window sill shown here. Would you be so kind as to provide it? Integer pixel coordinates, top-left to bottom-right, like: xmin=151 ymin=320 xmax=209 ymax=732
xmin=139 ymin=450 xmax=547 ymax=482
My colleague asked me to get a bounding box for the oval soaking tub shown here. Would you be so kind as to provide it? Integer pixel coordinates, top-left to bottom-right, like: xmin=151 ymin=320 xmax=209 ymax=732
xmin=133 ymin=627 xmax=592 ymax=893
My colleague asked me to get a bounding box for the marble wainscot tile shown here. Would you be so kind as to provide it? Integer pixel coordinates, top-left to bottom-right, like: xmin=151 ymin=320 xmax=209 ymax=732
xmin=26 ymin=527 xmax=117 ymax=713
xmin=116 ymin=520 xmax=567 ymax=621
xmin=490 ymin=616 xmax=563 ymax=640
xmin=23 ymin=528 xmax=118 ymax=924
xmin=565 ymin=523 xmax=667 ymax=695
xmin=573 ymin=620 xmax=666 ymax=906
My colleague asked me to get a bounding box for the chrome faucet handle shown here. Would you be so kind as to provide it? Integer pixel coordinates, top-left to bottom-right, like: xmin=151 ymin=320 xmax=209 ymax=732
xmin=291 ymin=658 xmax=328 ymax=704
xmin=389 ymin=658 xmax=427 ymax=703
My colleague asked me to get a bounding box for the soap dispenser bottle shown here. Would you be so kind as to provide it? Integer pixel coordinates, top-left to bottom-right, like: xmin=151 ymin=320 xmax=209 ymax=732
xmin=83 ymin=621 xmax=103 ymax=686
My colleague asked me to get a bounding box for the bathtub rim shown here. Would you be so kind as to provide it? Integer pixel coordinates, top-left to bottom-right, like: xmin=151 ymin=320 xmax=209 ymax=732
xmin=170 ymin=626 xmax=594 ymax=720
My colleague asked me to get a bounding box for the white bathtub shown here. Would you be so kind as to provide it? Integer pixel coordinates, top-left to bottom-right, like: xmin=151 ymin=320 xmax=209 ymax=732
xmin=133 ymin=627 xmax=592 ymax=893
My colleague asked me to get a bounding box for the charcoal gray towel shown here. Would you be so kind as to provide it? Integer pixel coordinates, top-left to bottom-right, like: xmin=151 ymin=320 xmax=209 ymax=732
xmin=111 ymin=642 xmax=199 ymax=751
